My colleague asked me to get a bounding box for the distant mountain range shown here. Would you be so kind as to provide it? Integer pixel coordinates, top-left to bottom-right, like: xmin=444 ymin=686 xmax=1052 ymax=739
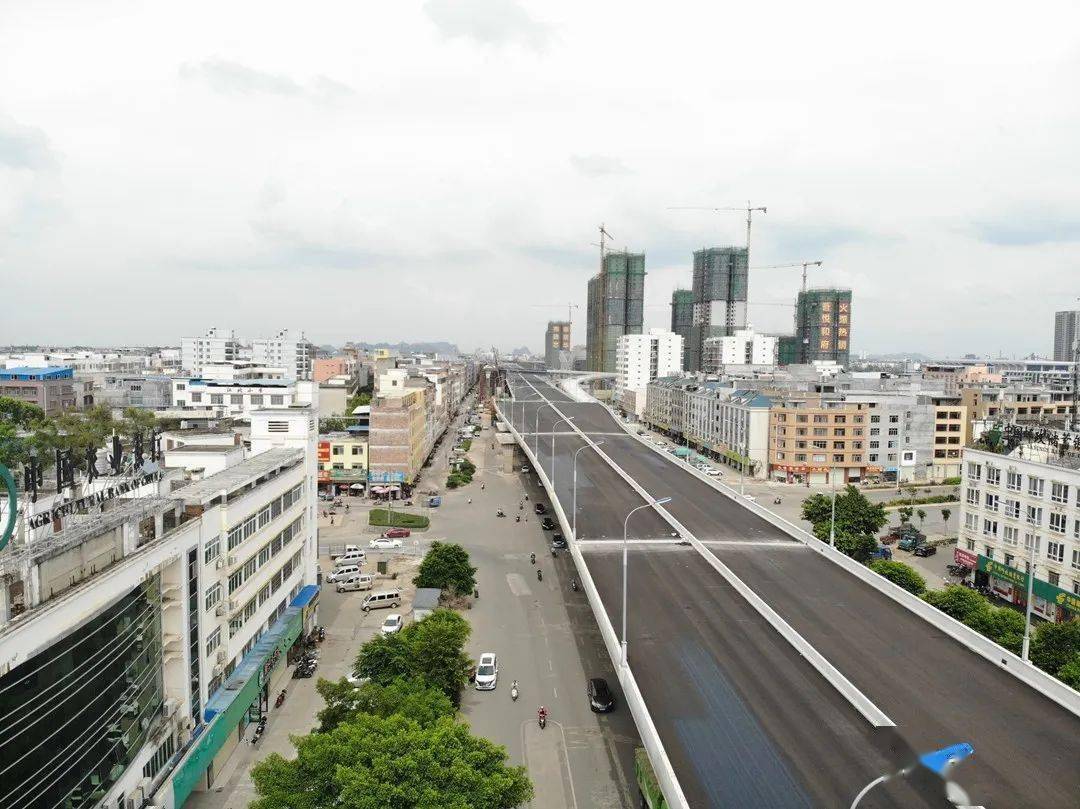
xmin=352 ymin=341 xmax=461 ymax=356
xmin=862 ymin=352 xmax=933 ymax=361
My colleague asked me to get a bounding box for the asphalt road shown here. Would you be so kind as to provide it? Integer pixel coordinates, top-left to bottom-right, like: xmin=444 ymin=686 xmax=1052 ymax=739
xmin=502 ymin=373 xmax=1080 ymax=808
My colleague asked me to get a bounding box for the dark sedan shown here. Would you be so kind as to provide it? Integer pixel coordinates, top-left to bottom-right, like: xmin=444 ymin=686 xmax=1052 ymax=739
xmin=540 ymin=517 xmax=556 ymax=531
xmin=550 ymin=534 xmax=567 ymax=549
xmin=534 ymin=503 xmax=547 ymax=515
xmin=587 ymin=677 xmax=616 ymax=712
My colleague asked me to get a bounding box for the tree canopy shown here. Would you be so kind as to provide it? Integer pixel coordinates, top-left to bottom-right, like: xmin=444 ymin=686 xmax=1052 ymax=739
xmin=868 ymin=560 xmax=926 ymax=595
xmin=801 ymin=485 xmax=887 ymax=543
xmin=923 ymin=585 xmax=1026 ymax=654
xmin=413 ymin=542 xmax=477 ymax=596
xmin=315 ymin=676 xmax=454 ymax=733
xmin=1030 ymin=620 xmax=1080 ymax=678
xmin=250 ymin=713 xmax=532 ymax=809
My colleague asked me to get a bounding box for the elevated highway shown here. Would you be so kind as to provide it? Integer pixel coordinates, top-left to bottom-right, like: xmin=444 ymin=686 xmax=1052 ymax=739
xmin=500 ymin=373 xmax=1080 ymax=809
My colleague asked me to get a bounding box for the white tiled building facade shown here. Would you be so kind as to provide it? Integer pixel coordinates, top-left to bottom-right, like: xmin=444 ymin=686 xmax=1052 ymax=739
xmin=251 ymin=329 xmax=314 ymax=381
xmin=615 ymin=329 xmax=683 ymax=416
xmin=180 ymin=328 xmax=241 ymax=375
xmin=959 ymin=446 xmax=1080 ymax=623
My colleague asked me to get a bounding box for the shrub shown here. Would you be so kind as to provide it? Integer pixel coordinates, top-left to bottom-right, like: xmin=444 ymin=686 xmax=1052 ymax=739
xmin=868 ymin=560 xmax=926 ymax=595
xmin=1030 ymin=620 xmax=1080 ymax=677
xmin=369 ymin=509 xmax=429 ymax=529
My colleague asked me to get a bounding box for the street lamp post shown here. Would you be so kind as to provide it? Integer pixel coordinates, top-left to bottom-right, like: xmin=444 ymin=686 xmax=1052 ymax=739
xmin=829 ymin=474 xmax=837 ymax=547
xmin=572 ymin=441 xmax=604 ymax=540
xmin=1021 ymin=542 xmax=1037 ymax=662
xmin=534 ymin=403 xmax=555 ymax=458
xmin=621 ymin=497 xmax=673 ymax=668
xmin=550 ymin=416 xmax=576 ymax=489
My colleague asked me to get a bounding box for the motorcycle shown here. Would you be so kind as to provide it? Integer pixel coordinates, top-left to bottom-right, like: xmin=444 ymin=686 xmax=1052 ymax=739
xmin=317 ymin=626 xmax=326 ymax=642
xmin=496 ymin=510 xmax=506 ymax=517
xmin=551 ymin=548 xmax=558 ymax=558
xmin=511 ymin=680 xmax=519 ymax=701
xmin=536 ymin=569 xmax=543 ymax=582
xmin=773 ymin=497 xmax=782 ymax=504
xmin=571 ymin=579 xmax=578 ymax=592
xmin=530 ymin=553 xmax=536 ymax=565
xmin=537 ymin=707 xmax=547 ymax=729
xmin=275 ymin=689 xmax=287 ymax=708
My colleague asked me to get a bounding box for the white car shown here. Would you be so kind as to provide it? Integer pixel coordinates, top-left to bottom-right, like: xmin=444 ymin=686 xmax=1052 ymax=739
xmin=369 ymin=537 xmax=404 ymax=550
xmin=705 ymin=468 xmax=722 ymax=476
xmin=475 ymin=652 xmax=498 ymax=690
xmin=381 ymin=613 xmax=403 ymax=635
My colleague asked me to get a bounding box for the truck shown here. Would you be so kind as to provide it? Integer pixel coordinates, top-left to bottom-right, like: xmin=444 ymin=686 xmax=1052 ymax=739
xmin=898 ymin=532 xmax=927 ymax=552
xmin=635 ymin=748 xmax=669 ymax=809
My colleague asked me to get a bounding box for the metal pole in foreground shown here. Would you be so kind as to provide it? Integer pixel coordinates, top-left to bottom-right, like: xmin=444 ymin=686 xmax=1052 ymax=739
xmin=829 ymin=474 xmax=837 ymax=547
xmin=550 ymin=417 xmax=576 ymax=489
xmin=622 ymin=497 xmax=673 ymax=668
xmin=1021 ymin=542 xmax=1037 ymax=662
xmin=572 ymin=441 xmax=604 ymax=541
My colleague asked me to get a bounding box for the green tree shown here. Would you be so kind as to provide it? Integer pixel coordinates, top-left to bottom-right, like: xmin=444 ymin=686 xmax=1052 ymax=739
xmin=406 ymin=609 xmax=473 ymax=704
xmin=916 ymin=508 xmax=927 ymax=527
xmin=1055 ymin=655 xmax=1080 ymax=689
xmin=354 ymin=632 xmax=412 ymax=685
xmin=923 ymin=585 xmax=992 ymax=624
xmin=974 ymin=606 xmax=1025 ymax=655
xmin=346 ymin=392 xmax=372 ymax=415
xmin=898 ymin=506 xmax=913 ymax=525
xmin=316 ymin=677 xmax=453 ymax=733
xmin=414 ymin=542 xmax=477 ymax=596
xmin=941 ymin=507 xmax=952 ymax=525
xmin=801 ymin=486 xmax=887 ymax=541
xmin=250 ymin=713 xmax=532 ymax=809
xmin=830 ymin=530 xmax=879 ymax=562
xmin=121 ymin=407 xmax=157 ymax=437
xmin=1029 ymin=620 xmax=1080 ymax=676
xmin=869 ymin=560 xmax=926 ymax=595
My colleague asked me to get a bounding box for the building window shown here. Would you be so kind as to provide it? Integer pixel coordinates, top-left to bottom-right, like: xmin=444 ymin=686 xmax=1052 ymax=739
xmin=211 ymin=394 xmax=223 ymax=405
xmin=1023 ymin=533 xmax=1040 ymax=553
xmin=1003 ymin=525 xmax=1018 ymax=545
xmin=1006 ymin=471 xmax=1021 ymax=491
xmin=206 ymin=627 xmax=222 ymax=656
xmin=964 ymin=512 xmax=978 ymax=530
xmin=332 ymin=445 xmax=344 ymax=455
xmin=1048 ymin=571 xmax=1060 ymax=587
xmin=1051 ymin=482 xmax=1069 ymax=503
xmin=982 ymin=519 xmax=997 ymax=536
xmin=986 ymin=467 xmax=1000 ymax=486
xmin=1047 ymin=542 xmax=1065 ymax=563
xmin=1026 ymin=505 xmax=1043 ymax=526
xmin=1028 ymin=477 xmax=1044 ymax=498
xmin=204 ymin=535 xmax=220 ymax=564
xmin=205 ymin=582 xmax=222 ymax=611
xmin=271 ymin=395 xmax=284 ymax=405
xmin=1072 ymin=549 xmax=1080 ymax=570
xmin=1049 ymin=512 xmax=1067 ymax=534
xmin=191 ymin=392 xmax=202 ymax=403
xmin=984 ymin=493 xmax=998 ymax=512
xmin=966 ymin=488 xmax=978 ymax=505
xmin=231 ymin=394 xmax=243 ymax=404
xmin=1004 ymin=499 xmax=1020 ymax=519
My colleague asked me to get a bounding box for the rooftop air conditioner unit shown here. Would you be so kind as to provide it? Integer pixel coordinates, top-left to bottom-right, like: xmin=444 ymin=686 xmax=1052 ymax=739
xmin=215 ymin=558 xmax=225 ymax=569
xmin=215 ymin=605 xmax=225 ymax=617
xmin=226 ymin=555 xmax=237 ymax=566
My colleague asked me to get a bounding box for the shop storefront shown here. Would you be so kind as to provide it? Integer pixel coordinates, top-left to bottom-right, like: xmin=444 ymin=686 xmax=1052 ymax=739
xmin=976 ymin=555 xmax=1080 ymax=624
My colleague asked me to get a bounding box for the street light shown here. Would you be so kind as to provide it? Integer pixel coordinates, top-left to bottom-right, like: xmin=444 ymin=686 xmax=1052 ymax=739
xmin=829 ymin=474 xmax=837 ymax=547
xmin=1021 ymin=542 xmax=1037 ymax=662
xmin=572 ymin=441 xmax=604 ymax=540
xmin=621 ymin=497 xmax=673 ymax=668
xmin=534 ymin=402 xmax=555 ymax=458
xmin=550 ymin=416 xmax=576 ymax=488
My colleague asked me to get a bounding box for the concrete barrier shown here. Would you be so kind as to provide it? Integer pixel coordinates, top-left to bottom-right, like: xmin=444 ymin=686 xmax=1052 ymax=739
xmin=493 ymin=398 xmax=690 ymax=809
xmin=579 ymin=390 xmax=1080 ymax=720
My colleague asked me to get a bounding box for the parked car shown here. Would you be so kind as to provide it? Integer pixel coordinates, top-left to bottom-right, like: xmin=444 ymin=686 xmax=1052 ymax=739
xmin=587 ymin=677 xmax=616 ymax=712
xmin=336 ymin=573 xmax=375 ymax=593
xmin=540 ymin=517 xmax=556 ymax=531
xmin=331 ymin=544 xmax=363 ymax=560
xmin=521 ymin=466 xmax=531 ymax=474
xmin=913 ymin=544 xmax=937 ymax=557
xmin=370 ymin=537 xmax=404 ymax=550
xmin=381 ymin=613 xmax=404 ymax=634
xmin=382 ymin=527 xmax=411 ymax=539
xmin=534 ymin=503 xmax=547 ymax=515
xmin=326 ymin=565 xmax=361 ymax=583
xmin=551 ymin=533 xmax=567 ymax=550
xmin=475 ymin=652 xmax=498 ymax=690
xmin=705 ymin=468 xmax=722 ymax=476
xmin=898 ymin=533 xmax=927 ymax=551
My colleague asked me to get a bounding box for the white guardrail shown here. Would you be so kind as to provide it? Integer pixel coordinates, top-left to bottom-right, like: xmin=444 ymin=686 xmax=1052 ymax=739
xmin=493 ymin=398 xmax=691 ymax=809
xmin=564 ymin=380 xmax=1080 ymax=721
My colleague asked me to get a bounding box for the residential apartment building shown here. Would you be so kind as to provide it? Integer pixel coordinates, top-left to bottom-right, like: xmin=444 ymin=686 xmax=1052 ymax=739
xmin=251 ymin=329 xmax=314 ymax=381
xmin=702 ymin=328 xmax=777 ymax=371
xmin=0 ymin=407 xmax=319 ymax=809
xmin=670 ymin=289 xmax=693 ymax=371
xmin=171 ymin=377 xmax=316 ymax=420
xmin=687 ymin=247 xmax=749 ymax=372
xmin=318 ymin=433 xmax=368 ymax=494
xmin=180 ymin=328 xmax=241 ymax=375
xmin=586 ymin=251 xmax=646 ymax=373
xmin=961 ymin=385 xmax=1076 ymax=437
xmin=959 ymin=445 xmax=1080 ymax=625
xmin=1053 ymin=310 xmax=1080 ymax=362
xmin=544 ymin=321 xmax=572 ymax=370
xmin=0 ymin=366 xmax=89 ymax=414
xmin=313 ymin=356 xmax=352 ymax=383
xmin=769 ymin=394 xmax=872 ymax=484
xmin=96 ymin=374 xmax=174 ymax=411
xmin=683 ymin=384 xmax=772 ymax=477
xmin=368 ymin=389 xmax=426 ymax=486
xmin=614 ymin=329 xmax=683 ymax=417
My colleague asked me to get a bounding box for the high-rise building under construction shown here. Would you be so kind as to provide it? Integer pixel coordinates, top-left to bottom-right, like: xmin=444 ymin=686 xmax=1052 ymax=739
xmin=687 ymin=247 xmax=748 ymax=371
xmin=795 ymin=287 xmax=853 ymax=365
xmin=586 ymin=251 xmax=645 ymax=372
xmin=670 ymin=289 xmax=693 ymax=371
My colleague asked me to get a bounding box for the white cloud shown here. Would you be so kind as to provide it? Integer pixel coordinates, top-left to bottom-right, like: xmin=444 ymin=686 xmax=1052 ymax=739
xmin=423 ymin=0 xmax=552 ymax=51
xmin=570 ymin=154 xmax=631 ymax=177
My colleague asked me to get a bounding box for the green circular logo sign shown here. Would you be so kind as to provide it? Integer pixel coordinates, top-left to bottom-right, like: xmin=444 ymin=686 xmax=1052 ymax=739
xmin=0 ymin=464 xmax=16 ymax=551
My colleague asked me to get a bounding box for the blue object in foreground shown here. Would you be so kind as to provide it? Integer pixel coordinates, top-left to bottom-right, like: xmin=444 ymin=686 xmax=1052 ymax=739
xmin=919 ymin=743 xmax=974 ymax=776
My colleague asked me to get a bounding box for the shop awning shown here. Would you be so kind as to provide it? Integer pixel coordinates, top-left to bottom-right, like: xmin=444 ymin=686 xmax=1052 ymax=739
xmin=291 ymin=584 xmax=320 ymax=609
xmin=349 ymin=483 xmax=364 ymax=490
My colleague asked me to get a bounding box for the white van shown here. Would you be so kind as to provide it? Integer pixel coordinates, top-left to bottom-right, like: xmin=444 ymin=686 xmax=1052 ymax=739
xmin=336 ymin=573 xmax=375 ymax=593
xmin=327 ymin=564 xmax=361 ymax=583
xmin=361 ymin=589 xmax=402 ymax=612
xmin=335 ymin=550 xmax=366 ymax=566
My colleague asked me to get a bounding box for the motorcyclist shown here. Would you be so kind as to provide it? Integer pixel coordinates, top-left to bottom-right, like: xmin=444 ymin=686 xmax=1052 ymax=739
xmin=537 ymin=705 xmax=548 ymax=726
xmin=530 ymin=552 xmax=536 ymax=564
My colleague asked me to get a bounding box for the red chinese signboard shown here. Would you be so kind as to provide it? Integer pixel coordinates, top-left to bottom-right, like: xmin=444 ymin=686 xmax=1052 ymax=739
xmin=953 ymin=548 xmax=977 ymax=568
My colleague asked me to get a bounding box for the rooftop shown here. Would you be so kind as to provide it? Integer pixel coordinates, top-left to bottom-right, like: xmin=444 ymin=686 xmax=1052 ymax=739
xmin=176 ymin=448 xmax=303 ymax=504
xmin=0 ymin=366 xmax=74 ymax=380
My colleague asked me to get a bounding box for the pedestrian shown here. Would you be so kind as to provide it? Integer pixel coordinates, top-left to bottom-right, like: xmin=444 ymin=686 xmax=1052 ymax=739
xmin=481 ymin=482 xmax=485 ymax=491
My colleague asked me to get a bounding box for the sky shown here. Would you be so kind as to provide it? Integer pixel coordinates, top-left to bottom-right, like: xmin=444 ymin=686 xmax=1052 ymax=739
xmin=2 ymin=0 xmax=1079 ymax=357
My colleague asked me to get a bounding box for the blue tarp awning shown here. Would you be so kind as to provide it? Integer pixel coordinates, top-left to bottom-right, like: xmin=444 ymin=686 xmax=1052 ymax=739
xmin=291 ymin=584 xmax=320 ymax=608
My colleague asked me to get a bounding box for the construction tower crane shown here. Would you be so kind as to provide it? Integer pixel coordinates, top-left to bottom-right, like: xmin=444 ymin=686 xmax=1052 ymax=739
xmin=667 ymin=202 xmax=767 ymax=254
xmin=531 ymin=303 xmax=580 ymax=324
xmin=750 ymin=260 xmax=824 ymax=292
